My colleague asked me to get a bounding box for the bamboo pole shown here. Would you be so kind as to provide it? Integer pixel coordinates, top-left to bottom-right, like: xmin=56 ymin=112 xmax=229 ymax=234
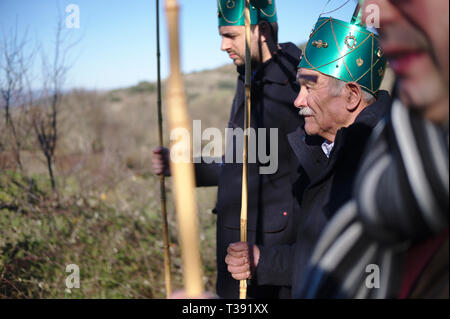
xmin=239 ymin=0 xmax=252 ymax=300
xmin=155 ymin=0 xmax=172 ymax=298
xmin=164 ymin=0 xmax=204 ymax=297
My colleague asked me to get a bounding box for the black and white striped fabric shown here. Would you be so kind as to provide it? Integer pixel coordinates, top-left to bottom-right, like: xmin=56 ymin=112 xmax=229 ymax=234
xmin=298 ymin=99 xmax=449 ymax=299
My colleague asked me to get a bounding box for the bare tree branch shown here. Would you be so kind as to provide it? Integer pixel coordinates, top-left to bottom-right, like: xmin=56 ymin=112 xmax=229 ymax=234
xmin=31 ymin=13 xmax=79 ymax=191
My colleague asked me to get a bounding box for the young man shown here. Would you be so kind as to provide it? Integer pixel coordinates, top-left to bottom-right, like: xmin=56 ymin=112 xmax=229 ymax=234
xmin=226 ymin=15 xmax=390 ymax=298
xmin=298 ymin=0 xmax=448 ymax=298
xmin=153 ymin=0 xmax=303 ymax=298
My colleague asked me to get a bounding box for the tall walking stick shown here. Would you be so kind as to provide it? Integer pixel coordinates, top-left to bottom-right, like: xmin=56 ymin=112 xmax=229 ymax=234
xmin=156 ymin=0 xmax=172 ymax=298
xmin=239 ymin=0 xmax=252 ymax=300
xmin=165 ymin=0 xmax=204 ymax=297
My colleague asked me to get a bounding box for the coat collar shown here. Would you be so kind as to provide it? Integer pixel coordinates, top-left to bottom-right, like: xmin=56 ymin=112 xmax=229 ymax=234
xmin=288 ymin=90 xmax=391 ymax=184
xmin=317 ymin=90 xmax=391 ymax=184
xmin=231 ymin=43 xmax=302 ymax=124
xmin=329 ymin=90 xmax=391 ymax=161
xmin=287 ymin=126 xmax=327 ymax=182
xmin=237 ymin=42 xmax=302 ymax=85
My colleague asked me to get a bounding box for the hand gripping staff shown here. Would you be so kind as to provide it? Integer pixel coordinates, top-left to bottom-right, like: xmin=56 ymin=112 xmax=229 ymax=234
xmin=240 ymin=0 xmax=252 ymax=300
xmin=155 ymin=0 xmax=172 ymax=298
xmin=164 ymin=0 xmax=204 ymax=297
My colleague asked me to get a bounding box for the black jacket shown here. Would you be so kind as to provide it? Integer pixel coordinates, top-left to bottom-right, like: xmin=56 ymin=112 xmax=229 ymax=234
xmin=195 ymin=43 xmax=304 ymax=298
xmin=289 ymin=91 xmax=392 ymax=298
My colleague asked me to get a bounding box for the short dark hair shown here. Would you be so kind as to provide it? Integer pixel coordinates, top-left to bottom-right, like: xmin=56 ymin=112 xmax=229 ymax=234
xmin=269 ymin=22 xmax=279 ymax=44
xmin=254 ymin=21 xmax=278 ymax=44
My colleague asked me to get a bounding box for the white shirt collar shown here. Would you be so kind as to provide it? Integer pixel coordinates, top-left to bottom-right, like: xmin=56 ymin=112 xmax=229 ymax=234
xmin=321 ymin=141 xmax=334 ymax=158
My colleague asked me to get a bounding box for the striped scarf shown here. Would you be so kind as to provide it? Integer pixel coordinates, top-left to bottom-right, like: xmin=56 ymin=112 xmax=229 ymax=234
xmin=297 ymin=99 xmax=449 ymax=299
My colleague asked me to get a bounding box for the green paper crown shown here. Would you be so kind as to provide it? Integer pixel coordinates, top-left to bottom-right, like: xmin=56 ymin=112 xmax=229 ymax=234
xmin=217 ymin=0 xmax=277 ymax=27
xmin=298 ymin=17 xmax=387 ymax=96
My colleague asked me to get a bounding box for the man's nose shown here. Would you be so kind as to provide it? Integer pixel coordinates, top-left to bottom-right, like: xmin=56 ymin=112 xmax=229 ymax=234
xmin=294 ymin=86 xmax=308 ymax=109
xmin=221 ymin=37 xmax=230 ymax=52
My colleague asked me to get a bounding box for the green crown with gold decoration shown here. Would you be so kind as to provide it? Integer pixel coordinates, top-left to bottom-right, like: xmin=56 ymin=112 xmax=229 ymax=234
xmin=298 ymin=17 xmax=387 ymax=96
xmin=217 ymin=0 xmax=277 ymax=27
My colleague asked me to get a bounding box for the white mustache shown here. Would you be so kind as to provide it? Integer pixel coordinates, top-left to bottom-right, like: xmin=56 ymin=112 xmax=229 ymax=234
xmin=299 ymin=107 xmax=314 ymax=116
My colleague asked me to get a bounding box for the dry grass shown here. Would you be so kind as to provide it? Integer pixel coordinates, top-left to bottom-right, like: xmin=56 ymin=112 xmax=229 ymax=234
xmin=0 ymin=62 xmax=237 ymax=299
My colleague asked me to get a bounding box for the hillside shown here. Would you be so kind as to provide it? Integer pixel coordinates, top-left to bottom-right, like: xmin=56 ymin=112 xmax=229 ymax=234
xmin=0 ymin=63 xmax=237 ymax=298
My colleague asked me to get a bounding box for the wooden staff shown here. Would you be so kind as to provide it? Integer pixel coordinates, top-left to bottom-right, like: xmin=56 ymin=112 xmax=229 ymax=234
xmin=156 ymin=0 xmax=172 ymax=298
xmin=240 ymin=0 xmax=252 ymax=300
xmin=165 ymin=0 xmax=204 ymax=297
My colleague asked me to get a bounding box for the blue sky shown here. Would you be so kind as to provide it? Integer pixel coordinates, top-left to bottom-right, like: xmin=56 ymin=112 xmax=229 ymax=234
xmin=0 ymin=0 xmax=356 ymax=90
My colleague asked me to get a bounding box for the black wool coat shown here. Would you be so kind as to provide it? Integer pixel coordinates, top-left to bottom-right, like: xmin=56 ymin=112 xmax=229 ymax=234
xmin=195 ymin=42 xmax=304 ymax=299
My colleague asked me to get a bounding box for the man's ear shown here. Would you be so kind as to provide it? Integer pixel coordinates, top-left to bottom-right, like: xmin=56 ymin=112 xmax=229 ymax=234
xmin=344 ymin=82 xmax=363 ymax=112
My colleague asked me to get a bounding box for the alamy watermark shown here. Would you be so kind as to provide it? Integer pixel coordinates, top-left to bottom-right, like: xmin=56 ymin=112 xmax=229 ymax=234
xmin=170 ymin=120 xmax=279 ymax=175
xmin=365 ymin=264 xmax=380 ymax=289
xmin=65 ymin=264 xmax=80 ymax=290
xmin=364 ymin=4 xmax=380 ymax=29
xmin=65 ymin=4 xmax=80 ymax=29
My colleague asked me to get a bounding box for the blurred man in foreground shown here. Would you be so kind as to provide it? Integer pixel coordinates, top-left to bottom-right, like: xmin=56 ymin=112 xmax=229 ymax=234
xmin=298 ymin=0 xmax=448 ymax=298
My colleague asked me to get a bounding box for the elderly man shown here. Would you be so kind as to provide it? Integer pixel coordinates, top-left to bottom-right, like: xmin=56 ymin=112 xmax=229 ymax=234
xmin=225 ymin=15 xmax=391 ymax=297
xmin=153 ymin=0 xmax=304 ymax=299
xmin=298 ymin=0 xmax=449 ymax=299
